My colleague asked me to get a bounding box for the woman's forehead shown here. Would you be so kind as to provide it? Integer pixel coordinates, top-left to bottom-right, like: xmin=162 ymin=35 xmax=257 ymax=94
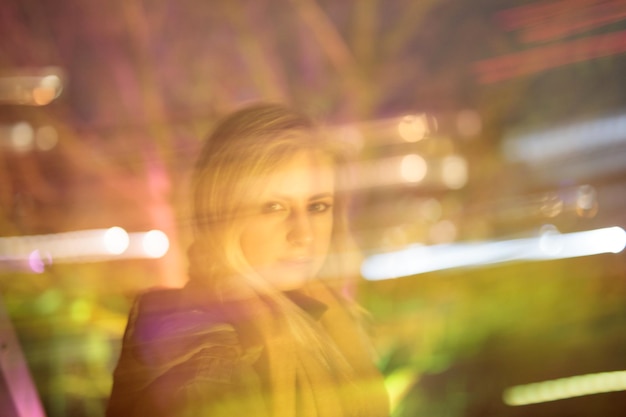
xmin=251 ymin=151 xmax=335 ymax=200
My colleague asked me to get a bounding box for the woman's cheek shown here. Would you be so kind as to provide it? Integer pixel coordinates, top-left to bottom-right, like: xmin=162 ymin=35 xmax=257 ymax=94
xmin=240 ymin=216 xmax=284 ymax=266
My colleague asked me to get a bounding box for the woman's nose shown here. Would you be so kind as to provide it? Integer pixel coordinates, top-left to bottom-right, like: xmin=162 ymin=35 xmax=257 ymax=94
xmin=287 ymin=212 xmax=313 ymax=245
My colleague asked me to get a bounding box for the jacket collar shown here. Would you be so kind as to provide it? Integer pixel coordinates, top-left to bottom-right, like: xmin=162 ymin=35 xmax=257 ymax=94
xmin=284 ymin=290 xmax=328 ymax=320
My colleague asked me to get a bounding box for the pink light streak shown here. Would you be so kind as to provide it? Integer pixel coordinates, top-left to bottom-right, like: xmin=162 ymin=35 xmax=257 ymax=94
xmin=473 ymin=29 xmax=626 ymax=83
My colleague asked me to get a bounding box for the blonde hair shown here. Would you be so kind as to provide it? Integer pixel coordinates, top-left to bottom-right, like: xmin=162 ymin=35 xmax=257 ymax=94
xmin=188 ymin=103 xmax=373 ymax=416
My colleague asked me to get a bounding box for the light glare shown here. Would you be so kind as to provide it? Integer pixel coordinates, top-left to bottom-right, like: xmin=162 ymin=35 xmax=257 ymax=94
xmin=441 ymin=155 xmax=468 ymax=189
xmin=28 ymin=249 xmax=46 ymax=274
xmin=41 ymin=74 xmax=61 ymax=90
xmin=400 ymin=154 xmax=427 ymax=183
xmin=538 ymin=225 xmax=562 ymax=255
xmin=103 ymin=227 xmax=129 ymax=255
xmin=141 ymin=230 xmax=170 ymax=258
xmin=575 ymin=185 xmax=598 ymax=217
xmin=11 ymin=122 xmax=34 ymax=152
xmin=503 ymin=370 xmax=626 ymax=406
xmin=398 ymin=114 xmax=428 ymax=142
xmin=605 ymin=226 xmax=626 ymax=253
xmin=503 ymin=114 xmax=626 ymax=163
xmin=0 ymin=228 xmax=171 ymax=271
xmin=33 ymin=75 xmax=62 ymax=105
xmin=362 ymin=226 xmax=626 ymax=280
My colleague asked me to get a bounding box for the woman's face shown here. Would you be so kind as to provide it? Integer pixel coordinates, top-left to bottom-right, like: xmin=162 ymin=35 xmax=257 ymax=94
xmin=239 ymin=150 xmax=335 ymax=291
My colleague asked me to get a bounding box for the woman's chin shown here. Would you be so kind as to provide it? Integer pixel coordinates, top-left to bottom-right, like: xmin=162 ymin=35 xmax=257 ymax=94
xmin=257 ymin=265 xmax=314 ymax=291
xmin=273 ymin=273 xmax=311 ymax=291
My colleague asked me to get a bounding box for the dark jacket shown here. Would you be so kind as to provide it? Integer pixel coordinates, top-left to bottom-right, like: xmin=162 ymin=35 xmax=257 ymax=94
xmin=107 ymin=288 xmax=268 ymax=417
xmin=107 ymin=286 xmax=389 ymax=417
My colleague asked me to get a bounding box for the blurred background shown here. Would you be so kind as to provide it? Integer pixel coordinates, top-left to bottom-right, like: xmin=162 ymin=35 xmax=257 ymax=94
xmin=1 ymin=0 xmax=625 ymax=416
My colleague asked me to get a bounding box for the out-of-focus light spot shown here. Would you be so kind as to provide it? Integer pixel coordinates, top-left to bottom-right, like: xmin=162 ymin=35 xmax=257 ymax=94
xmin=538 ymin=225 xmax=562 ymax=255
xmin=0 ymin=68 xmax=63 ymax=107
xmin=28 ymin=249 xmax=51 ymax=273
xmin=400 ymin=154 xmax=427 ymax=183
xmin=32 ymin=87 xmax=56 ymax=106
xmin=381 ymin=226 xmax=411 ymax=250
xmin=36 ymin=290 xmax=63 ymax=315
xmin=503 ymin=370 xmax=626 ymax=406
xmin=603 ymin=227 xmax=626 ymax=253
xmin=441 ymin=155 xmax=468 ymax=189
xmin=575 ymin=185 xmax=598 ymax=217
xmin=141 ymin=229 xmax=169 ymax=258
xmin=539 ymin=192 xmax=563 ymax=217
xmin=361 ymin=226 xmax=626 ymax=280
xmin=70 ymin=299 xmax=92 ymax=323
xmin=385 ymin=367 xmax=419 ymax=411
xmin=103 ymin=227 xmax=129 ymax=255
xmin=0 ymin=227 xmax=172 ymax=271
xmin=429 ymin=220 xmax=457 ymax=244
xmin=11 ymin=122 xmax=34 ymax=152
xmin=86 ymin=332 xmax=110 ymax=363
xmin=35 ymin=126 xmax=58 ymax=151
xmin=542 ymin=226 xmax=626 ymax=257
xmin=41 ymin=74 xmax=61 ymax=91
xmin=32 ymin=75 xmax=62 ymax=105
xmin=503 ymin=114 xmax=626 ymax=163
xmin=418 ymin=198 xmax=442 ymax=223
xmin=398 ymin=114 xmax=429 ymax=142
xmin=456 ymin=109 xmax=482 ymax=138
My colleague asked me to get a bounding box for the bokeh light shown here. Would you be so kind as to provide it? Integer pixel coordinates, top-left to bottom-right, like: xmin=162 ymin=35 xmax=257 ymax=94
xmin=70 ymin=299 xmax=92 ymax=323
xmin=28 ymin=249 xmax=52 ymax=273
xmin=11 ymin=121 xmax=34 ymax=152
xmin=141 ymin=230 xmax=170 ymax=258
xmin=428 ymin=219 xmax=457 ymax=244
xmin=398 ymin=114 xmax=432 ymax=142
xmin=576 ymin=184 xmax=598 ymax=217
xmin=33 ymin=74 xmax=62 ymax=105
xmin=441 ymin=155 xmax=468 ymax=189
xmin=400 ymin=154 xmax=427 ymax=183
xmin=102 ymin=227 xmax=129 ymax=255
xmin=35 ymin=126 xmax=58 ymax=151
xmin=538 ymin=224 xmax=562 ymax=255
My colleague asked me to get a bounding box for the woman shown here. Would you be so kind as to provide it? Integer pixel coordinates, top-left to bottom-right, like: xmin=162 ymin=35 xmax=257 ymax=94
xmin=106 ymin=103 xmax=389 ymax=417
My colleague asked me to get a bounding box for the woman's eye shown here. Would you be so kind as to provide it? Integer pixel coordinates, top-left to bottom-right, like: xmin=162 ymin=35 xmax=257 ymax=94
xmin=262 ymin=202 xmax=285 ymax=213
xmin=309 ymin=202 xmax=332 ymax=213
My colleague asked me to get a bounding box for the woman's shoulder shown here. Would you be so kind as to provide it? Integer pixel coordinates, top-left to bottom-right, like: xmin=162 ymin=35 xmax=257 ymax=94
xmin=125 ymin=287 xmax=259 ymax=370
xmin=133 ymin=286 xmax=220 ymax=317
xmin=131 ymin=287 xmax=230 ymax=335
xmin=108 ymin=288 xmax=265 ymax=417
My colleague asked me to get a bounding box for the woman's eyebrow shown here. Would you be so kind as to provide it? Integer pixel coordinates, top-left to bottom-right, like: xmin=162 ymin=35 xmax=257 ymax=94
xmin=309 ymin=192 xmax=334 ymax=200
xmin=268 ymin=192 xmax=334 ymax=201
